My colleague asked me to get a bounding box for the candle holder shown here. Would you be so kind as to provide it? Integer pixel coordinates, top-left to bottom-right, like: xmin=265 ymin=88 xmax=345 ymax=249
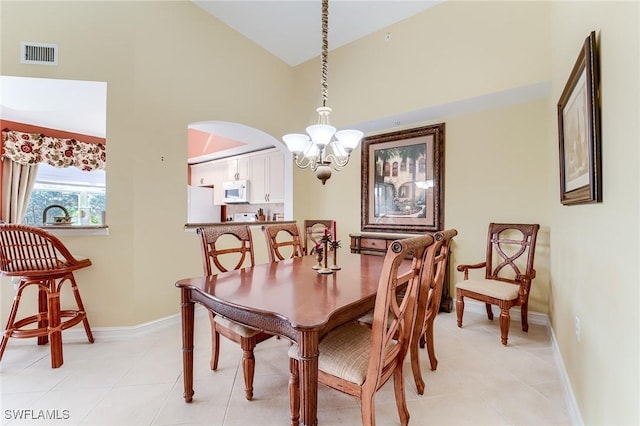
xmin=330 ymin=240 xmax=341 ymax=270
xmin=312 ymin=246 xmax=323 ymax=270
xmin=317 ymin=234 xmax=333 ymax=274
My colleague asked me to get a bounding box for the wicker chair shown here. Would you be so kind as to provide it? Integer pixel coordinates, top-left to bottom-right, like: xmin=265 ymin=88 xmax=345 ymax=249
xmin=262 ymin=223 xmax=304 ymax=262
xmin=288 ymin=234 xmax=437 ymax=426
xmin=0 ymin=224 xmax=94 ymax=368
xmin=302 ymin=220 xmax=334 ymax=255
xmin=455 ymin=223 xmax=540 ymax=345
xmin=196 ymin=225 xmax=274 ymax=400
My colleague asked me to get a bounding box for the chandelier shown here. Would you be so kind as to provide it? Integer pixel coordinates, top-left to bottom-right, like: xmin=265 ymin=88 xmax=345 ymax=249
xmin=282 ymin=0 xmax=363 ymax=185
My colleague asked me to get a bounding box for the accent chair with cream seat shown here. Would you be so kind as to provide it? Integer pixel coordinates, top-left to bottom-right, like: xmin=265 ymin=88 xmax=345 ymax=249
xmin=0 ymin=224 xmax=94 ymax=368
xmin=196 ymin=225 xmax=274 ymax=400
xmin=288 ymin=234 xmax=437 ymax=426
xmin=455 ymin=223 xmax=540 ymax=345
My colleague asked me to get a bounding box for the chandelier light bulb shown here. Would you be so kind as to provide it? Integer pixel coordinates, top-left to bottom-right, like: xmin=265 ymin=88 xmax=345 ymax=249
xmin=282 ymin=133 xmax=311 ymax=156
xmin=334 ymin=129 xmax=363 ymax=153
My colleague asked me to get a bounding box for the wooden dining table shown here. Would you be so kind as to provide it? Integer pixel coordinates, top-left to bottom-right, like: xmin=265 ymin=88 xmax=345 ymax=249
xmin=175 ymin=252 xmax=396 ymax=426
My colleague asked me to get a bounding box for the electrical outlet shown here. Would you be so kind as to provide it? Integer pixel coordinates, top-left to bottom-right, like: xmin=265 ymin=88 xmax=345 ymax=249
xmin=575 ymin=316 xmax=581 ymax=342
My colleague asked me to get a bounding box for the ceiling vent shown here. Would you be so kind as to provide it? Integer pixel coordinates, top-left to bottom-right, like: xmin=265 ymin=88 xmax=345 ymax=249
xmin=20 ymin=42 xmax=58 ymax=65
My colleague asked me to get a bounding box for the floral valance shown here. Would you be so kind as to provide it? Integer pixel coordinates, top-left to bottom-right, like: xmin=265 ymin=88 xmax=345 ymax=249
xmin=1 ymin=129 xmax=106 ymax=171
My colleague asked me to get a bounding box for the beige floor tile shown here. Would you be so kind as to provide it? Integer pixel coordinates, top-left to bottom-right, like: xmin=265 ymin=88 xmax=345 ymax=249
xmin=0 ymin=310 xmax=574 ymax=425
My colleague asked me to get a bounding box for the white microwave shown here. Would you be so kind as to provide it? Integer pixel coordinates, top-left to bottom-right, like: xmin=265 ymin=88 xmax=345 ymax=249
xmin=222 ymin=180 xmax=249 ymax=204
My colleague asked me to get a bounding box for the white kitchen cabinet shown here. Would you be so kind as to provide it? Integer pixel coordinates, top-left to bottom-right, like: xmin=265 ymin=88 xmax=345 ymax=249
xmin=227 ymin=157 xmax=250 ymax=181
xmin=190 ymin=162 xmax=216 ymax=186
xmin=250 ymin=150 xmax=284 ymax=204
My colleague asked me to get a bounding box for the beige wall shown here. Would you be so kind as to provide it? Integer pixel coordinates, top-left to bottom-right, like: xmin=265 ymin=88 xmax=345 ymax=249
xmin=294 ymin=0 xmax=553 ymax=310
xmin=548 ymin=2 xmax=639 ymax=424
xmin=0 ymin=0 xmax=295 ymax=326
xmin=1 ymin=1 xmax=638 ymax=424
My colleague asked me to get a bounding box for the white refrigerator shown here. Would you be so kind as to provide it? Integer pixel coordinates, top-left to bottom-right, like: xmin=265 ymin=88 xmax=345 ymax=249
xmin=187 ymin=186 xmax=221 ymax=223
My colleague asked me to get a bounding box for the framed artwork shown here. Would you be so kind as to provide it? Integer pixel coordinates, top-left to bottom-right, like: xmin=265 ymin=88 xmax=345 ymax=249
xmin=361 ymin=123 xmax=444 ymax=233
xmin=557 ymin=31 xmax=601 ymax=205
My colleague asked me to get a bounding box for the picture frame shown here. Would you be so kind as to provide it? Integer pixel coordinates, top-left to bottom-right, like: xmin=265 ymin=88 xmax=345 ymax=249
xmin=361 ymin=123 xmax=444 ymax=233
xmin=557 ymin=31 xmax=601 ymax=205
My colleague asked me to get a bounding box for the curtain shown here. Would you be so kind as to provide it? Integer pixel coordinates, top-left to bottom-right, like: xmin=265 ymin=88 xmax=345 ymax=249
xmin=1 ymin=158 xmax=39 ymax=223
xmin=1 ymin=129 xmax=106 ymax=223
xmin=2 ymin=129 xmax=106 ymax=170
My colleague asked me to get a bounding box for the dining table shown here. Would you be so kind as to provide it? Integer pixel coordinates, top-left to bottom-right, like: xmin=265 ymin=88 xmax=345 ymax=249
xmin=175 ymin=251 xmax=399 ymax=426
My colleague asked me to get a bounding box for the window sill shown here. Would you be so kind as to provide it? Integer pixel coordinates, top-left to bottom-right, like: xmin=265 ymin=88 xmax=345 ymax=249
xmin=40 ymin=225 xmax=109 ymax=236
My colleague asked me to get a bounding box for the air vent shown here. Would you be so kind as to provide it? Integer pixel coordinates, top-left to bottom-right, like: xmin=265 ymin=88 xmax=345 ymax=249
xmin=20 ymin=42 xmax=58 ymax=65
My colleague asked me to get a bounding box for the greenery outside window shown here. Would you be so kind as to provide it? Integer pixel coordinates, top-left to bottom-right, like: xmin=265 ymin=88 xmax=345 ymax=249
xmin=23 ymin=163 xmax=106 ymax=226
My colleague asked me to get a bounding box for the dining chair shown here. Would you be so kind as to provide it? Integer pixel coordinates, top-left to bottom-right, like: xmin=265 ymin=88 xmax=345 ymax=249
xmin=408 ymin=228 xmax=457 ymax=395
xmin=0 ymin=224 xmax=94 ymax=368
xmin=262 ymin=223 xmax=304 ymax=262
xmin=455 ymin=223 xmax=540 ymax=345
xmin=302 ymin=219 xmax=333 ymax=255
xmin=196 ymin=225 xmax=274 ymax=400
xmin=288 ymin=234 xmax=437 ymax=426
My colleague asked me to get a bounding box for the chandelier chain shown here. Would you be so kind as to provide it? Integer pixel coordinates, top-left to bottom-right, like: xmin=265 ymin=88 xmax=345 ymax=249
xmin=321 ymin=0 xmax=329 ymax=107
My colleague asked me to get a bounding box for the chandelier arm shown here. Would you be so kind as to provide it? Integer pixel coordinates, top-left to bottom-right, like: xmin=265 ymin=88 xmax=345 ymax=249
xmin=324 ymin=152 xmax=350 ymax=171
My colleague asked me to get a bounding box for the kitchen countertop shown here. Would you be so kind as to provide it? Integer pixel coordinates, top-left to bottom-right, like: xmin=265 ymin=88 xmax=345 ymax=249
xmin=184 ymin=220 xmax=296 ymax=230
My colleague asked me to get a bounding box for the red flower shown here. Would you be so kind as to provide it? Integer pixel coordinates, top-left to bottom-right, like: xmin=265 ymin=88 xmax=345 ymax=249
xmin=64 ymin=148 xmax=74 ymax=157
xmin=20 ymin=143 xmax=33 ymax=153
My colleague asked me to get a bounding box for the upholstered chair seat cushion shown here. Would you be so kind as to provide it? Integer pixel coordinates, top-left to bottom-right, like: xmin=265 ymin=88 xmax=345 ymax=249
xmin=213 ymin=316 xmax=262 ymax=338
xmin=289 ymin=322 xmax=396 ymax=385
xmin=456 ymin=279 xmax=519 ymax=301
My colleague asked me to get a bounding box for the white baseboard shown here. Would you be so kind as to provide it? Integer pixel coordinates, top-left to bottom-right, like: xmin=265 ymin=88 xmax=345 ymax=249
xmin=460 ymin=300 xmax=583 ymax=425
xmin=9 ymin=306 xmax=208 ymax=344
xmin=549 ymin=323 xmax=585 ymax=425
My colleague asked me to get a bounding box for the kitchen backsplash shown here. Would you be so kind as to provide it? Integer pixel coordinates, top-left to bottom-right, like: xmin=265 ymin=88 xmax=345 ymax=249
xmin=223 ymin=202 xmax=284 ymax=222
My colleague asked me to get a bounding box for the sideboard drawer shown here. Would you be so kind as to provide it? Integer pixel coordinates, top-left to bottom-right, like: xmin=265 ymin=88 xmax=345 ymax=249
xmin=359 ymin=238 xmax=387 ymax=251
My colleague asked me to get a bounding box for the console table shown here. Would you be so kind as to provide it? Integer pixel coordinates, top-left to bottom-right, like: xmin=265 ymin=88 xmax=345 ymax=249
xmin=350 ymin=232 xmax=453 ymax=312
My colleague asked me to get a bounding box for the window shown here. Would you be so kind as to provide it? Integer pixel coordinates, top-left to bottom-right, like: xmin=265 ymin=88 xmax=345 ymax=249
xmin=23 ymin=163 xmax=106 ymax=226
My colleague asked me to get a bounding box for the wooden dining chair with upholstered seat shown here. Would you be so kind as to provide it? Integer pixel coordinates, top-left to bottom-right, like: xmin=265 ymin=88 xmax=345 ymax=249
xmin=356 ymin=229 xmax=457 ymax=395
xmin=196 ymin=225 xmax=274 ymax=400
xmin=455 ymin=223 xmax=540 ymax=345
xmin=0 ymin=224 xmax=94 ymax=368
xmin=288 ymin=234 xmax=437 ymax=426
xmin=302 ymin=219 xmax=334 ymax=255
xmin=262 ymin=223 xmax=304 ymax=262
xmin=408 ymin=228 xmax=457 ymax=395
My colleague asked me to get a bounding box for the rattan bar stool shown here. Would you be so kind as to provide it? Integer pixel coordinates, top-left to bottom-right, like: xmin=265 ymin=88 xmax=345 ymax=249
xmin=0 ymin=224 xmax=94 ymax=368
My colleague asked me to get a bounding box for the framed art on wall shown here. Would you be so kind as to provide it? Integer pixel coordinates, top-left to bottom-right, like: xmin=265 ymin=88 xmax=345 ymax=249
xmin=361 ymin=123 xmax=444 ymax=233
xmin=557 ymin=31 xmax=601 ymax=205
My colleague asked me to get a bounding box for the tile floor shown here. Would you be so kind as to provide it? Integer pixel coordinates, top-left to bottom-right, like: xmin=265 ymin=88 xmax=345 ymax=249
xmin=1 ymin=309 xmax=575 ymax=425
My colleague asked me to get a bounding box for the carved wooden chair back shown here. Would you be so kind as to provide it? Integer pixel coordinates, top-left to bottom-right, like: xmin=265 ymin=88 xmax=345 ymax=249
xmin=302 ymin=219 xmax=333 ymax=255
xmin=0 ymin=224 xmax=94 ymax=368
xmin=289 ymin=234 xmax=437 ymax=426
xmin=409 ymin=228 xmax=457 ymax=394
xmin=197 ymin=225 xmax=255 ymax=274
xmin=455 ymin=223 xmax=540 ymax=345
xmin=262 ymin=223 xmax=304 ymax=262
xmin=195 ymin=225 xmax=273 ymax=401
